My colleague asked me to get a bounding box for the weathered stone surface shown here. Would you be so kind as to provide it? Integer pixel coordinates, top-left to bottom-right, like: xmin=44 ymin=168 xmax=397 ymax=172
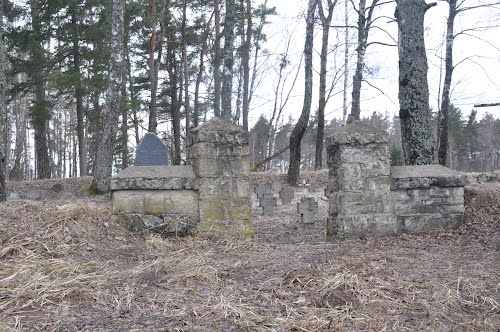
xmin=26 ymin=189 xmax=42 ymax=200
xmin=109 ymin=166 xmax=197 ymax=190
xmin=198 ymin=198 xmax=254 ymax=237
xmin=198 ymin=177 xmax=251 ymax=200
xmin=391 ymin=165 xmax=466 ymax=190
xmin=135 ymin=132 xmax=169 ymax=166
xmin=188 ymin=118 xmax=254 ymax=237
xmin=398 ymin=213 xmax=463 ymax=234
xmin=112 ymin=190 xmax=198 ymax=217
xmin=259 ymin=193 xmax=277 ymax=215
xmin=298 ymin=197 xmax=318 ymax=224
xmin=279 ymin=187 xmax=294 ymax=204
xmin=327 ymin=214 xmax=400 ymax=240
xmin=189 ymin=117 xmax=249 ymax=146
xmin=255 ymin=183 xmax=270 ymax=199
xmin=307 ymin=179 xmax=317 ymax=193
xmin=326 ymin=122 xmax=389 ymax=147
xmin=189 ymin=155 xmax=249 ymax=178
xmin=272 ymin=181 xmax=283 ymax=194
xmin=112 ymin=213 xmax=197 ymax=236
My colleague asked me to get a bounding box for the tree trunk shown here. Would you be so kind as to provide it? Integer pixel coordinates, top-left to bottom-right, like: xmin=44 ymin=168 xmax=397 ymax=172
xmin=167 ymin=33 xmax=181 ymax=165
xmin=30 ymin=0 xmax=51 ymax=179
xmin=287 ymin=0 xmax=316 ymax=185
xmin=0 ymin=0 xmax=5 ymax=201
xmin=348 ymin=0 xmax=378 ymax=123
xmin=91 ymin=0 xmax=126 ymax=193
xmin=194 ymin=30 xmax=208 ymax=128
xmin=121 ymin=70 xmax=128 ymax=170
xmin=242 ymin=0 xmax=252 ymax=131
xmin=396 ymin=0 xmax=436 ymax=165
xmin=148 ymin=0 xmax=158 ymax=133
xmin=213 ymin=0 xmax=221 ymax=117
xmin=221 ymin=0 xmax=236 ymax=120
xmin=71 ymin=8 xmax=87 ymax=176
xmin=316 ymin=0 xmax=335 ymax=170
xmin=182 ymin=0 xmax=191 ymax=139
xmin=437 ymin=0 xmax=457 ymax=166
xmin=342 ymin=0 xmax=349 ymax=124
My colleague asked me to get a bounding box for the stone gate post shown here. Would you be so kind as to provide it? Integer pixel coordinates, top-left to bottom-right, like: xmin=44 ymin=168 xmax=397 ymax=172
xmin=326 ymin=122 xmax=397 ymax=240
xmin=187 ymin=118 xmax=254 ymax=237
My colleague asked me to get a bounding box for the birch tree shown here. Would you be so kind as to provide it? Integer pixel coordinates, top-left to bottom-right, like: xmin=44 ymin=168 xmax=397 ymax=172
xmin=91 ymin=0 xmax=126 ymax=193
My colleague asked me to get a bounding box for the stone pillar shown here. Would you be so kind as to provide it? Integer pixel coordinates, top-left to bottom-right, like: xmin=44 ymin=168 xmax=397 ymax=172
xmin=187 ymin=118 xmax=254 ymax=237
xmin=326 ymin=122 xmax=397 ymax=240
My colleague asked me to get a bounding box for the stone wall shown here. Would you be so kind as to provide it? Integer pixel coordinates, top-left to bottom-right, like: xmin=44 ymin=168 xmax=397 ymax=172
xmin=187 ymin=118 xmax=254 ymax=237
xmin=326 ymin=123 xmax=397 ymax=240
xmin=391 ymin=165 xmax=465 ymax=233
xmin=326 ymin=122 xmax=465 ymax=241
xmin=111 ymin=119 xmax=254 ymax=238
xmin=110 ymin=166 xmax=199 ymax=236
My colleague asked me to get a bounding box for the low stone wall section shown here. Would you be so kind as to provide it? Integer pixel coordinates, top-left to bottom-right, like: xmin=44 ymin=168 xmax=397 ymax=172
xmin=391 ymin=165 xmax=465 ymax=233
xmin=110 ymin=165 xmax=199 ymax=236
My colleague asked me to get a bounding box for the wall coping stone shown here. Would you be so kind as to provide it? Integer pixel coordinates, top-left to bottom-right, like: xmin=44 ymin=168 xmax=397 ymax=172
xmin=110 ymin=165 xmax=197 ymax=191
xmin=391 ymin=165 xmax=466 ymax=190
xmin=326 ymin=122 xmax=389 ymax=146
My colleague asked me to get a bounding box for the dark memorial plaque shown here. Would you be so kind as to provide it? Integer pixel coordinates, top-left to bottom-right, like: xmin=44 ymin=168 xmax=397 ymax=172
xmin=135 ymin=132 xmax=169 ymax=166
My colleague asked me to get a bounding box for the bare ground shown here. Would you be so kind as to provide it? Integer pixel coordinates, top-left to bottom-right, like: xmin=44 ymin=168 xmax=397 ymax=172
xmin=0 ymin=174 xmax=499 ymax=332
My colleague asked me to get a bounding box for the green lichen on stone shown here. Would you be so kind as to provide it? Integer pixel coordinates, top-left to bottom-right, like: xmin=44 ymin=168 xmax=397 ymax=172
xmin=143 ymin=194 xmax=165 ymax=216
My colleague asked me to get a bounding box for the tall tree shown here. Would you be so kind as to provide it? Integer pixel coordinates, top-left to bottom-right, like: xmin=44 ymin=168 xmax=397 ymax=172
xmin=241 ymin=0 xmax=252 ymax=131
xmin=0 ymin=0 xmax=5 ymax=202
xmin=221 ymin=0 xmax=236 ymax=120
xmin=69 ymin=2 xmax=87 ymax=176
xmin=213 ymin=0 xmax=222 ymax=117
xmin=91 ymin=0 xmax=126 ymax=193
xmin=287 ymin=0 xmax=316 ymax=185
xmin=315 ymin=0 xmax=337 ymax=170
xmin=347 ymin=0 xmax=379 ymax=123
xmin=395 ymin=0 xmax=436 ymax=165
xmin=437 ymin=0 xmax=457 ymax=166
xmin=29 ymin=0 xmax=51 ymax=179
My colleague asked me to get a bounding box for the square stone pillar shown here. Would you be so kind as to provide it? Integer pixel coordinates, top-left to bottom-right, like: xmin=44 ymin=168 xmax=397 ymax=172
xmin=326 ymin=122 xmax=397 ymax=240
xmin=187 ymin=118 xmax=254 ymax=237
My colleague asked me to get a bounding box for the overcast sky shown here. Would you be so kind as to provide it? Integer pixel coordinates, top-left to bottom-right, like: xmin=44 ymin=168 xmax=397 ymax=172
xmin=247 ymin=0 xmax=500 ymax=127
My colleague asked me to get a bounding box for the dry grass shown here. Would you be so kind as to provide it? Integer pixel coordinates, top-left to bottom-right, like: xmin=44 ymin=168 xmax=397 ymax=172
xmin=0 ymin=178 xmax=499 ymax=331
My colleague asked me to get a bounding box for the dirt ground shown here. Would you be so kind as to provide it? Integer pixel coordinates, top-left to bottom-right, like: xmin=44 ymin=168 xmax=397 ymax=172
xmin=0 ymin=174 xmax=499 ymax=331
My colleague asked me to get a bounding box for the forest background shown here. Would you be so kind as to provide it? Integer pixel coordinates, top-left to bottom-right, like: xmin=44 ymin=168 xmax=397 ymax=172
xmin=0 ymin=0 xmax=499 ymax=186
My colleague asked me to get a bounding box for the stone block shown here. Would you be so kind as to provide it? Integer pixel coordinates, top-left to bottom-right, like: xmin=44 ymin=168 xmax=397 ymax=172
xmin=189 ymin=117 xmax=249 ymax=146
xmin=110 ymin=166 xmax=197 ymax=190
xmin=198 ymin=178 xmax=251 ymax=200
xmin=279 ymin=187 xmax=294 ymax=204
xmin=272 ymin=181 xmax=283 ymax=194
xmin=327 ymin=213 xmax=400 ymax=241
xmin=259 ymin=193 xmax=277 ymax=215
xmin=391 ymin=165 xmax=466 ymax=190
xmin=189 ymin=142 xmax=249 ymax=159
xmin=112 ymin=190 xmax=199 ymax=219
xmin=112 ymin=192 xmax=144 ymax=214
xmin=135 ymin=133 xmax=169 ymax=166
xmin=191 ymin=156 xmax=249 ymax=178
xmin=398 ymin=213 xmax=463 ymax=234
xmin=112 ymin=213 xmax=197 ymax=237
xmin=198 ymin=198 xmax=254 ymax=237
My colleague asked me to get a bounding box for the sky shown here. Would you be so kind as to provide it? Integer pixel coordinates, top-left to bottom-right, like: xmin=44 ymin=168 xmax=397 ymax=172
xmin=247 ymin=0 xmax=500 ymax=128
